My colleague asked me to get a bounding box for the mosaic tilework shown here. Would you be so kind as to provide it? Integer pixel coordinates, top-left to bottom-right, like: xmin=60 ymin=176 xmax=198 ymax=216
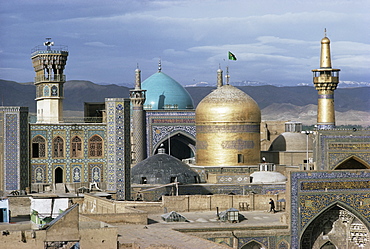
xmin=106 ymin=98 xmax=131 ymax=200
xmin=290 ymin=171 xmax=370 ymax=248
xmin=315 ymin=130 xmax=370 ymax=170
xmin=32 ymin=164 xmax=47 ymax=183
xmin=146 ymin=110 xmax=195 ymax=156
xmin=71 ymin=164 xmax=83 ymax=183
xmin=4 ymin=113 xmax=19 ymax=190
xmin=88 ymin=163 xmax=102 ymax=182
xmin=30 ymin=123 xmax=106 ymax=184
xmin=238 ymin=237 xmax=270 ymax=249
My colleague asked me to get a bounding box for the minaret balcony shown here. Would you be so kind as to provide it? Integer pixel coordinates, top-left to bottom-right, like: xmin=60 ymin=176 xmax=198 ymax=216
xmin=34 ymin=74 xmax=66 ymax=83
xmin=313 ymin=76 xmax=339 ymax=84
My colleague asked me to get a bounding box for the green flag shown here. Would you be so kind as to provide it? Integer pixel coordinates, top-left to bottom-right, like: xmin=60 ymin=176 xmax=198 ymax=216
xmin=228 ymin=51 xmax=237 ymax=61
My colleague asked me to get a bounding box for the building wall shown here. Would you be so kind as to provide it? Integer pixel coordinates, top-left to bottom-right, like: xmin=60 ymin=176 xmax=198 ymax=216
xmin=162 ymin=194 xmax=286 ymax=213
xmin=146 ymin=110 xmax=195 ymax=156
xmin=105 ymin=98 xmax=131 ymax=200
xmin=288 ymin=170 xmax=370 ymax=248
xmin=30 ymin=123 xmax=106 ymax=185
xmin=314 ymin=129 xmax=370 ymax=170
xmin=0 ymin=107 xmax=29 ymax=194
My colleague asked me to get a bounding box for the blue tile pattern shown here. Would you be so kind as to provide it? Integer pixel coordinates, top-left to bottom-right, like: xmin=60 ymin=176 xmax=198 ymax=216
xmin=290 ymin=170 xmax=370 ymax=248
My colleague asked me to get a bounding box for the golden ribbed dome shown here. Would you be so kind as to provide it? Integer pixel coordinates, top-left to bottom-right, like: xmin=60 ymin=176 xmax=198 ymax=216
xmin=195 ymin=84 xmax=261 ymax=167
xmin=196 ymin=84 xmax=261 ymax=123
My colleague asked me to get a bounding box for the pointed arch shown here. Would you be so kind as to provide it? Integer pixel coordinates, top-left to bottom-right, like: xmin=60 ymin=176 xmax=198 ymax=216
xmin=32 ymin=135 xmax=46 ymax=158
xmin=277 ymin=239 xmax=289 ymax=249
xmin=54 ymin=167 xmax=64 ymax=183
xmin=153 ymin=130 xmax=195 ymax=160
xmin=52 ymin=136 xmax=64 ymax=158
xmin=240 ymin=240 xmax=265 ymax=249
xmin=300 ymin=201 xmax=370 ymax=249
xmin=71 ymin=136 xmax=83 ymax=158
xmin=334 ymin=155 xmax=370 ymax=170
xmin=89 ymin=135 xmax=103 ymax=158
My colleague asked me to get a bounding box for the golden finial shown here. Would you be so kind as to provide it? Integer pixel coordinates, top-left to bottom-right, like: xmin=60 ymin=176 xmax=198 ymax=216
xmin=225 ymin=66 xmax=230 ymax=85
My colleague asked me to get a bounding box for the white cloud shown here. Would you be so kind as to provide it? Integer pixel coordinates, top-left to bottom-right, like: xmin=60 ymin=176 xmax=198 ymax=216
xmin=84 ymin=42 xmax=115 ymax=48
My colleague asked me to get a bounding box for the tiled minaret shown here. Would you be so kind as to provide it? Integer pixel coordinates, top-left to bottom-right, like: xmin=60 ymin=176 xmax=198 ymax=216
xmin=130 ymin=66 xmax=147 ymax=164
xmin=312 ymin=32 xmax=340 ymax=130
xmin=31 ymin=38 xmax=68 ymax=123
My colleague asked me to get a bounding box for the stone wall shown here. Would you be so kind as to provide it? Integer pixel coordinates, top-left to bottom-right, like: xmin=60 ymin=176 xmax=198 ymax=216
xmin=7 ymin=196 xmax=31 ymax=217
xmin=163 ymin=194 xmax=285 ymax=212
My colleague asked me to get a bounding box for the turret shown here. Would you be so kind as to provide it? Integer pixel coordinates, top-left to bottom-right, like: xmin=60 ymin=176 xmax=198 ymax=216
xmin=31 ymin=38 xmax=68 ymax=123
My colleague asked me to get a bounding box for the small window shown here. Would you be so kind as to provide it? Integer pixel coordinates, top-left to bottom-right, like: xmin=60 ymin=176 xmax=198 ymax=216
xmin=141 ymin=177 xmax=147 ymax=184
xmin=71 ymin=136 xmax=82 ymax=158
xmin=89 ymin=135 xmax=103 ymax=157
xmin=32 ymin=136 xmax=46 ymax=158
xmin=53 ymin=136 xmax=64 ymax=158
xmin=237 ymin=154 xmax=244 ymax=163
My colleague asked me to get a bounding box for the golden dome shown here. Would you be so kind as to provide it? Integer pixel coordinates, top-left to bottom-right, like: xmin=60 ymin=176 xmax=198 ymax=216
xmin=321 ymin=37 xmax=330 ymax=44
xmin=196 ymin=84 xmax=261 ymax=123
xmin=195 ymin=84 xmax=261 ymax=167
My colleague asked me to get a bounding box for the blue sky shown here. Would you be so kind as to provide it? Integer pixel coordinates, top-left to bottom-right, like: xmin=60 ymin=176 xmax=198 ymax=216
xmin=1 ymin=0 xmax=369 ymax=86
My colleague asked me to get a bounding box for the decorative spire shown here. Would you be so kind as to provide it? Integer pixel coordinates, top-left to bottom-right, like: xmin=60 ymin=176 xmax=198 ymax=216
xmin=158 ymin=58 xmax=162 ymax=72
xmin=135 ymin=64 xmax=141 ymax=90
xmin=320 ymin=31 xmax=332 ymax=68
xmin=217 ymin=65 xmax=223 ymax=88
xmin=324 ymin=28 xmax=327 ymax=37
xmin=225 ymin=66 xmax=230 ymax=85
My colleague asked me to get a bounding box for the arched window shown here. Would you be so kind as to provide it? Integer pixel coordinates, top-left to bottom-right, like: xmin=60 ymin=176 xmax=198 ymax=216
xmin=89 ymin=135 xmax=103 ymax=157
xmin=71 ymin=136 xmax=82 ymax=158
xmin=32 ymin=136 xmax=46 ymax=158
xmin=53 ymin=136 xmax=64 ymax=158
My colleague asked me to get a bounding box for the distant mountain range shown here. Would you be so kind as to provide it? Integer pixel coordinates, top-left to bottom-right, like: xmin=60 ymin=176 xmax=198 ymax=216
xmin=185 ymin=80 xmax=370 ymax=88
xmin=1 ymin=79 xmax=369 ymax=126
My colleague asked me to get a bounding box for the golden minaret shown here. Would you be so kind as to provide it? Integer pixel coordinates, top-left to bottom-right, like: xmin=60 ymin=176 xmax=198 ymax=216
xmin=312 ymin=31 xmax=340 ymax=129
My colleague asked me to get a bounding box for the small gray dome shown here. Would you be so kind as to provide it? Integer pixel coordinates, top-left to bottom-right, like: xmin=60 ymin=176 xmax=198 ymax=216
xmin=131 ymin=153 xmax=199 ymax=185
xmin=269 ymin=132 xmax=313 ymax=151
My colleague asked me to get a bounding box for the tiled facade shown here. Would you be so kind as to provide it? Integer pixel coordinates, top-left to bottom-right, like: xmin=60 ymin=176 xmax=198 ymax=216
xmin=0 ymin=107 xmax=29 ymax=194
xmin=105 ymin=98 xmax=131 ymax=200
xmin=146 ymin=110 xmax=195 ymax=156
xmin=30 ymin=123 xmax=106 ymax=185
xmin=289 ymin=170 xmax=370 ymax=248
xmin=315 ymin=129 xmax=370 ymax=170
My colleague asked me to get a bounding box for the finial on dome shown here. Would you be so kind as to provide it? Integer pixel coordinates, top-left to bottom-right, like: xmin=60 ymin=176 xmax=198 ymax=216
xmin=324 ymin=28 xmax=327 ymax=37
xmin=225 ymin=66 xmax=230 ymax=85
xmin=158 ymin=59 xmax=162 ymax=72
xmin=217 ymin=66 xmax=223 ymax=88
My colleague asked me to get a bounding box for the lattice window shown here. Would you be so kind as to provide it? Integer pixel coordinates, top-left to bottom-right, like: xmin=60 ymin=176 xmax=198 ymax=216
xmin=32 ymin=136 xmax=46 ymax=158
xmin=71 ymin=136 xmax=82 ymax=158
xmin=53 ymin=136 xmax=64 ymax=158
xmin=89 ymin=135 xmax=103 ymax=157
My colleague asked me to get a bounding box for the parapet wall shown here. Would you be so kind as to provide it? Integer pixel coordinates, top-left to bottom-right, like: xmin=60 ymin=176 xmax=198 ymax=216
xmin=162 ymin=194 xmax=285 ymax=212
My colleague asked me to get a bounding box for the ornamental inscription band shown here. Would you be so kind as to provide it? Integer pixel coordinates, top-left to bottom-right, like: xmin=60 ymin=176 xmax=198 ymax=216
xmin=301 ymin=181 xmax=370 ymax=191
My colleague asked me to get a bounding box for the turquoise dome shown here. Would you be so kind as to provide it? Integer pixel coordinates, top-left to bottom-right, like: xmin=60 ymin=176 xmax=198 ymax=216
xmin=141 ymin=72 xmax=194 ymax=110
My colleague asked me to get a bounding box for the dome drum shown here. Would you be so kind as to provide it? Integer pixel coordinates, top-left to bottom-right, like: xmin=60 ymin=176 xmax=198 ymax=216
xmin=196 ymin=124 xmax=260 ymax=166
